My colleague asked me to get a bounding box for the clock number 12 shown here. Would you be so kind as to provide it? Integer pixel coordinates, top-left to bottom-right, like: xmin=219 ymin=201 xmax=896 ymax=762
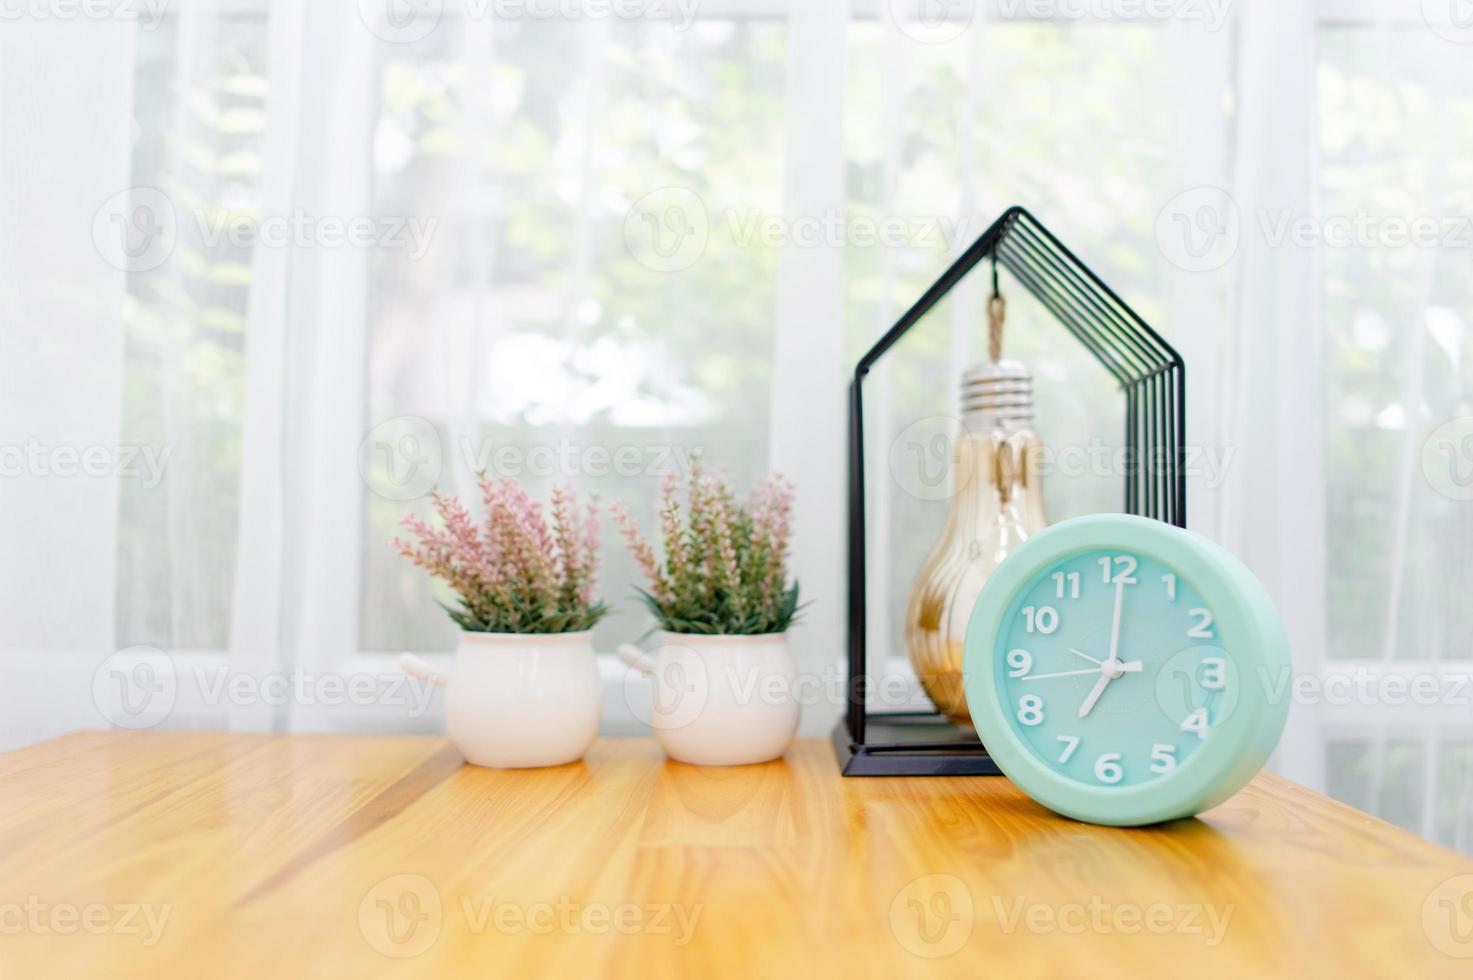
xmin=1098 ymin=555 xmax=1138 ymax=584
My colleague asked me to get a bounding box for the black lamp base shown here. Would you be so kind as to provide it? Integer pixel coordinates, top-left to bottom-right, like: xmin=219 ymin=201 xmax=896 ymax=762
xmin=841 ymin=207 xmax=1185 ymax=777
xmin=831 ymin=713 xmax=1005 ymax=776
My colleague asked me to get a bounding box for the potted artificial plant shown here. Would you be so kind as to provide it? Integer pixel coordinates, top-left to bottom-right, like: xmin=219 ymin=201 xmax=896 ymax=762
xmin=395 ymin=477 xmax=606 ymax=768
xmin=614 ymin=464 xmax=803 ymax=766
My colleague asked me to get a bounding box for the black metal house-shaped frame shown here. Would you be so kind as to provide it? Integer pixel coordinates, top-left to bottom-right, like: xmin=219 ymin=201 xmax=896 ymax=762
xmin=835 ymin=207 xmax=1187 ymax=776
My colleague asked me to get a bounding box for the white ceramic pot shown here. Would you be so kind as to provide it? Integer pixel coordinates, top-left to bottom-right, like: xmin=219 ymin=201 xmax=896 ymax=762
xmin=400 ymin=630 xmax=600 ymax=768
xmin=617 ymin=631 xmax=799 ymax=766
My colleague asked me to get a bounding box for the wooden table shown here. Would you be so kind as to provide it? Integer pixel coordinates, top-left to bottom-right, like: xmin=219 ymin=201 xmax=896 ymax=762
xmin=1 ymin=733 xmax=1471 ymax=978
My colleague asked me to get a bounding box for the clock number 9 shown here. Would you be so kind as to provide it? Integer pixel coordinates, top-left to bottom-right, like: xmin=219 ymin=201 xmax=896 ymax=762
xmin=1021 ymin=606 xmax=1058 ymax=634
xmin=1094 ymin=753 xmax=1124 ymax=784
xmin=1016 ymin=695 xmax=1045 ymax=727
xmin=1006 ymin=649 xmax=1032 ymax=677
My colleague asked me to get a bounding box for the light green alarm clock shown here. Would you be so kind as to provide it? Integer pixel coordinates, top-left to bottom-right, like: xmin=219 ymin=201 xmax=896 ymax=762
xmin=963 ymin=513 xmax=1290 ymax=826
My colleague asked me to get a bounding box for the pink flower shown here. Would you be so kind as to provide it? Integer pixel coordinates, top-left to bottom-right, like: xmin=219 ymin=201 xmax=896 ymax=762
xmin=393 ymin=476 xmax=606 ymax=633
xmin=612 ymin=500 xmax=669 ymax=603
xmin=614 ymin=466 xmax=799 ymax=635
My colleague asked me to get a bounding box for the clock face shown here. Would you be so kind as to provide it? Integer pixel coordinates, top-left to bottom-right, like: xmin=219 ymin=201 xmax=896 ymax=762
xmin=997 ymin=548 xmax=1233 ymax=790
xmin=963 ymin=514 xmax=1290 ymax=826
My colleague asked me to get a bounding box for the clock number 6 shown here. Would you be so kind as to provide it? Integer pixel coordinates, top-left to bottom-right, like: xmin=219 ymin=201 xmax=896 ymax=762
xmin=1094 ymin=753 xmax=1124 ymax=785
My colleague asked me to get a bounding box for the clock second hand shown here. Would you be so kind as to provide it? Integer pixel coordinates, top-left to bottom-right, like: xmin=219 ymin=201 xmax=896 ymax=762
xmin=1026 ymin=662 xmax=1142 ymax=682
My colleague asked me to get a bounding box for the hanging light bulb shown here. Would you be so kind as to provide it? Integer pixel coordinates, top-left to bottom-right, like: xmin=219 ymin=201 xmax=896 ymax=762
xmin=904 ymin=293 xmax=1049 ymax=727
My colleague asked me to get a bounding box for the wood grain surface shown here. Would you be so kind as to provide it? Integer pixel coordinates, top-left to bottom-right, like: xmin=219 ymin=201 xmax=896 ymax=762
xmin=0 ymin=732 xmax=1470 ymax=978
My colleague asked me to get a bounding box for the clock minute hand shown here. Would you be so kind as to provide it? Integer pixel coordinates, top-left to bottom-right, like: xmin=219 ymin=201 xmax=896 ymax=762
xmin=1079 ymin=582 xmax=1131 ymax=719
xmin=1108 ymin=579 xmax=1125 ymax=662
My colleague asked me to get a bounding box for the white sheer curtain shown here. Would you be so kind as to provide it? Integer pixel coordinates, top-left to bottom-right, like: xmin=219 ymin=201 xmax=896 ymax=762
xmin=0 ymin=18 xmax=133 ymax=740
xmin=1216 ymin=0 xmax=1327 ymax=787
xmin=229 ymin=0 xmax=377 ymax=728
xmin=771 ymin=0 xmax=849 ymax=704
xmin=2 ymin=0 xmax=1471 ymax=852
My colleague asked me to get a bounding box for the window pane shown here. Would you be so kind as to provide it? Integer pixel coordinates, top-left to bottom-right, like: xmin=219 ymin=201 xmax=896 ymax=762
xmin=1319 ymin=29 xmax=1473 ymax=662
xmin=116 ymin=15 xmax=269 ymax=650
xmin=846 ymin=22 xmax=1182 ymax=664
xmin=1326 ymin=737 xmax=1426 ymax=836
xmin=359 ymin=18 xmax=789 ymax=652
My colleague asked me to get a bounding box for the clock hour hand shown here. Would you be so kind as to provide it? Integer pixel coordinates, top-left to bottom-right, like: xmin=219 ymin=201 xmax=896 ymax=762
xmin=1074 ymin=659 xmax=1142 ymax=716
xmin=1077 ymin=671 xmax=1112 ymax=718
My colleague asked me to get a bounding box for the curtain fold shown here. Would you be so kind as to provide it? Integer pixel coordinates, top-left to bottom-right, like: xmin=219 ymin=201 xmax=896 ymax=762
xmin=278 ymin=0 xmax=375 ymax=704
xmin=1222 ymin=0 xmax=1326 ymax=786
xmin=224 ymin=0 xmax=379 ymax=729
xmin=0 ymin=20 xmax=135 ymax=744
xmin=227 ymin=0 xmax=305 ymax=729
xmin=771 ymin=0 xmax=850 ymax=732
